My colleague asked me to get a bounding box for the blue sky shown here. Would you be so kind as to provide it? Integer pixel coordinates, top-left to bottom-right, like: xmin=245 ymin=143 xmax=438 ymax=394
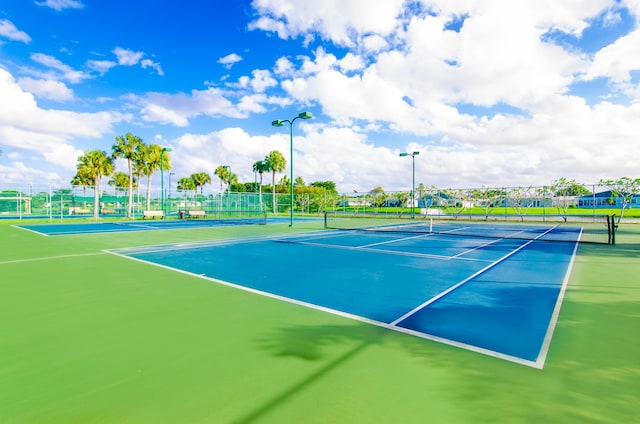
xmin=0 ymin=0 xmax=639 ymax=193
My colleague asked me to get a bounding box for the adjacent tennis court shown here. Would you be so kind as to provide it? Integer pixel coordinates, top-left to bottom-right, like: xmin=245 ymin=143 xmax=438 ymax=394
xmin=16 ymin=216 xmax=271 ymax=236
xmin=110 ymin=218 xmax=583 ymax=368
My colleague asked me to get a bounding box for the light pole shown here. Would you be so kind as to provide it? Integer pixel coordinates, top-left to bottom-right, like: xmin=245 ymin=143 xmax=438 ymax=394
xmin=160 ymin=147 xmax=172 ymax=217
xmin=272 ymin=111 xmax=313 ymax=227
xmin=168 ymin=172 xmax=175 ymax=199
xmin=222 ymin=165 xmax=230 ymax=213
xmin=399 ymin=151 xmax=419 ymax=218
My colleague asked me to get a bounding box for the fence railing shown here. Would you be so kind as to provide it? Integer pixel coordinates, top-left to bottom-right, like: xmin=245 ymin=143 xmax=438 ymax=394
xmin=0 ymin=184 xmax=636 ymax=221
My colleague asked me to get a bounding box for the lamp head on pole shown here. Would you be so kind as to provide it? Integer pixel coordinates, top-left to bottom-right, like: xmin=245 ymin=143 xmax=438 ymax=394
xmin=297 ymin=111 xmax=313 ymax=119
xmin=399 ymin=153 xmax=408 ymax=157
xmin=272 ymin=120 xmax=285 ymax=127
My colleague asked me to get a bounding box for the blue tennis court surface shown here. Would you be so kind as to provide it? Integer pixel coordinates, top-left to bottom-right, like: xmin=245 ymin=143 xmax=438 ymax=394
xmin=16 ymin=217 xmax=280 ymax=236
xmin=110 ymin=228 xmax=580 ymax=368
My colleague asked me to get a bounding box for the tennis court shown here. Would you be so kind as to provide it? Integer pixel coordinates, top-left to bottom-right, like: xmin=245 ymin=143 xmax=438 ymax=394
xmin=1 ymin=217 xmax=639 ymax=423
xmin=109 ymin=218 xmax=584 ymax=368
xmin=16 ymin=216 xmax=273 ymax=236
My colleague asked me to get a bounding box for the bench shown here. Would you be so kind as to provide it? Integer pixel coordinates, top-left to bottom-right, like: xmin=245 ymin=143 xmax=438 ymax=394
xmin=69 ymin=207 xmax=91 ymax=215
xmin=188 ymin=210 xmax=206 ymax=219
xmin=143 ymin=210 xmax=164 ymax=219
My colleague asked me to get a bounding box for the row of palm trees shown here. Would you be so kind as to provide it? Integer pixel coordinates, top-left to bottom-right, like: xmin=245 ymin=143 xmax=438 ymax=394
xmin=74 ymin=132 xmax=290 ymax=219
xmin=73 ymin=133 xmax=171 ymax=220
xmin=174 ymin=150 xmax=287 ymax=214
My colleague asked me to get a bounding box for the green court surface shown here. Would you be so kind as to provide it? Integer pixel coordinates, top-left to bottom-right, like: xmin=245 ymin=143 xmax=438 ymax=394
xmin=1 ymin=219 xmax=639 ymax=423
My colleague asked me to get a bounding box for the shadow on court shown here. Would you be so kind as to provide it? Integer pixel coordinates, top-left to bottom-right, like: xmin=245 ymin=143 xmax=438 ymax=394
xmin=234 ymin=324 xmax=387 ymax=423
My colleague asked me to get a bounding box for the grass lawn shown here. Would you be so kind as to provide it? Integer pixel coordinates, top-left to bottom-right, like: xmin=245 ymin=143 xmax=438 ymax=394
xmin=0 ymin=219 xmax=638 ymax=423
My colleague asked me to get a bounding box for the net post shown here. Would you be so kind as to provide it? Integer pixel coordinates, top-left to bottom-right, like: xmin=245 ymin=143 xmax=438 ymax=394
xmin=324 ymin=211 xmax=328 ymax=229
xmin=611 ymin=214 xmax=617 ymax=245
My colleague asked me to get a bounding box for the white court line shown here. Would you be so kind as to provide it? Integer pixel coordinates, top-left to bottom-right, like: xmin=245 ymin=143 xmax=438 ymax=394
xmin=12 ymin=224 xmax=52 ymax=237
xmin=449 ymin=228 xmax=533 ymax=259
xmin=359 ymin=232 xmax=433 ymax=248
xmin=276 ymin=238 xmax=460 ymax=260
xmin=109 ymin=231 xmax=331 ymax=256
xmin=0 ymin=252 xmax=106 ymax=265
xmin=389 ymin=226 xmax=559 ymax=327
xmin=534 ymin=228 xmax=582 ymax=368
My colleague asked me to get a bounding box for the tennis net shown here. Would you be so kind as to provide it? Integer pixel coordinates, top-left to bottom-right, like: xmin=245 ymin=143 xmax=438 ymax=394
xmin=324 ymin=211 xmax=616 ymax=244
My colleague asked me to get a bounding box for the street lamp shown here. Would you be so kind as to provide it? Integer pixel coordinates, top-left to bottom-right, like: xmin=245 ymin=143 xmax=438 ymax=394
xmin=399 ymin=151 xmax=420 ymax=218
xmin=272 ymin=111 xmax=313 ymax=227
xmin=160 ymin=147 xmax=172 ymax=217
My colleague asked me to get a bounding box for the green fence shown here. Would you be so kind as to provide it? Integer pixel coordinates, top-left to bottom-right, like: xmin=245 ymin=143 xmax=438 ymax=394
xmin=0 ymin=183 xmax=637 ymax=221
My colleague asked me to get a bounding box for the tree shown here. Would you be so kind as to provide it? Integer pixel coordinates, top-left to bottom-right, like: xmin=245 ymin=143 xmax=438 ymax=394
xmin=264 ymin=150 xmax=286 ymax=213
xmin=71 ymin=170 xmax=93 ymax=209
xmin=600 ymin=177 xmax=640 ymax=223
xmin=191 ymin=171 xmax=211 ymax=196
xmin=108 ymin=171 xmax=134 ymax=192
xmin=108 ymin=172 xmax=136 ymax=214
xmin=472 ymin=186 xmax=504 ymax=219
xmin=369 ymin=186 xmax=385 ymax=208
xmin=177 ymin=177 xmax=196 ymax=210
xmin=310 ymin=181 xmax=337 ymax=194
xmin=550 ymin=178 xmax=589 ymax=220
xmin=136 ymin=143 xmax=171 ymax=211
xmin=252 ymin=160 xmax=270 ymax=210
xmin=76 ymin=150 xmax=114 ymax=220
xmin=214 ymin=165 xmax=230 ymax=193
xmin=507 ymin=186 xmax=535 ymax=221
xmin=112 ymin=132 xmax=143 ymax=217
xmin=442 ymin=188 xmax=471 ymax=217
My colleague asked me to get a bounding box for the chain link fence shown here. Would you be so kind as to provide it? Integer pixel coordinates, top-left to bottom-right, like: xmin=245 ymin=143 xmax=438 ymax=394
xmin=0 ymin=183 xmax=637 ymax=221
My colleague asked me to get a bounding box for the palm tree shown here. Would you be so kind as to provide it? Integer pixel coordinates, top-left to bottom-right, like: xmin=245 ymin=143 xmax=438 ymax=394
xmin=112 ymin=132 xmax=143 ymax=217
xmin=265 ymin=150 xmax=286 ymax=214
xmin=226 ymin=172 xmax=238 ymax=193
xmin=136 ymin=144 xmax=171 ymax=211
xmin=252 ymin=160 xmax=269 ymax=210
xmin=191 ymin=171 xmax=211 ymax=196
xmin=214 ymin=165 xmax=230 ymax=193
xmin=71 ymin=170 xmax=93 ymax=209
xmin=177 ymin=177 xmax=196 ymax=210
xmin=76 ymin=150 xmax=114 ymax=220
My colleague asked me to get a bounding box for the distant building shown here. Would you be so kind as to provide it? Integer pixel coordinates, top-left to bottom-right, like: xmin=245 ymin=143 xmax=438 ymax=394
xmin=578 ymin=190 xmax=640 ymax=208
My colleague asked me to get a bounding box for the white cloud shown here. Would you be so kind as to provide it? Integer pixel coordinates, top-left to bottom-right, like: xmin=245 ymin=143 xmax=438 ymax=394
xmin=30 ymin=53 xmax=90 ymax=83
xmin=0 ymin=160 xmax=62 ymax=185
xmin=250 ymin=0 xmax=405 ymax=46
xmin=337 ymin=53 xmax=365 ymax=72
xmin=217 ymin=53 xmax=243 ymax=69
xmin=139 ymin=88 xmax=243 ymax=126
xmin=141 ymin=59 xmax=164 ymax=76
xmin=113 ymin=47 xmax=144 ymax=66
xmin=111 ymin=47 xmax=163 ymax=76
xmin=35 ymin=0 xmax=84 ymax=11
xmin=86 ymin=59 xmax=117 ymax=75
xmin=17 ymin=77 xmax=74 ymax=101
xmin=0 ymin=68 xmax=124 ymax=176
xmin=229 ymin=69 xmax=278 ymax=92
xmin=361 ymin=35 xmax=387 ymax=52
xmin=584 ymin=29 xmax=640 ymax=83
xmin=0 ymin=19 xmax=31 ymax=43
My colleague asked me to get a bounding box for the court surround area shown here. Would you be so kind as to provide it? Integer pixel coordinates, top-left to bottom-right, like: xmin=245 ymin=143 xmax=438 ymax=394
xmin=3 ymin=215 xmax=638 ymax=423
